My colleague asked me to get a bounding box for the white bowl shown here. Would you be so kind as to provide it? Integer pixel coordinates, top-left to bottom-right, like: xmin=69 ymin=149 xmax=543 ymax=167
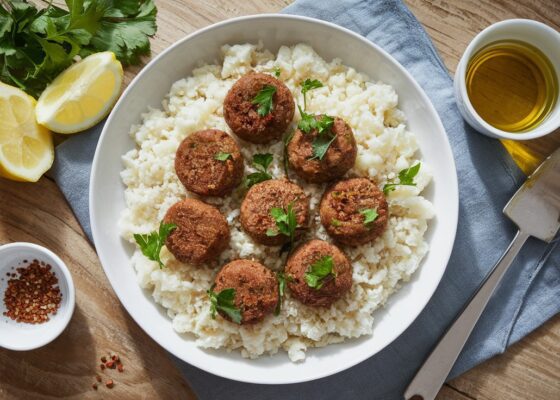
xmin=0 ymin=242 xmax=75 ymax=351
xmin=90 ymin=14 xmax=458 ymax=384
xmin=454 ymin=19 xmax=560 ymax=140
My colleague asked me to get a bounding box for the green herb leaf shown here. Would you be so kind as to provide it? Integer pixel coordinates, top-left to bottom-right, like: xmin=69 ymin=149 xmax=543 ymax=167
xmin=383 ymin=163 xmax=421 ymax=194
xmin=305 ymin=256 xmax=335 ymax=290
xmin=301 ymin=78 xmax=323 ymax=110
xmin=359 ymin=208 xmax=379 ymax=225
xmin=133 ymin=221 xmax=176 ymax=269
xmin=268 ymin=203 xmax=298 ymax=247
xmin=214 ymin=152 xmax=232 ymax=161
xmin=275 ymin=272 xmax=293 ymax=315
xmin=251 ymin=84 xmax=276 ymax=117
xmin=273 ymin=66 xmax=281 ymax=78
xmin=310 ymin=133 xmax=336 ymax=161
xmin=245 ymin=153 xmax=274 ymax=188
xmin=207 ymin=286 xmax=242 ymax=324
xmin=330 ymin=218 xmax=342 ymax=227
xmin=0 ymin=0 xmax=158 ymax=97
xmin=297 ymin=106 xmax=334 ymax=136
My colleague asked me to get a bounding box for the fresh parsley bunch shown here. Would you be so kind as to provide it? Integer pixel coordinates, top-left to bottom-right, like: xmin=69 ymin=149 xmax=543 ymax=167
xmin=0 ymin=0 xmax=157 ymax=97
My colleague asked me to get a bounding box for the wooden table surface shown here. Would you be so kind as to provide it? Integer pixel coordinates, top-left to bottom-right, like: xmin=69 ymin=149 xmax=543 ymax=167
xmin=1 ymin=1 xmax=559 ymax=399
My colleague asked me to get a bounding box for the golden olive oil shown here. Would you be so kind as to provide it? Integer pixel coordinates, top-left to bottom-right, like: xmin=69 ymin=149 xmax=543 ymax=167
xmin=466 ymin=40 xmax=558 ymax=133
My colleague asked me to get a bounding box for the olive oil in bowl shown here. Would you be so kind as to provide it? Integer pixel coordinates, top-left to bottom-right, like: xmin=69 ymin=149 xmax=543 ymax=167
xmin=465 ymin=40 xmax=558 ymax=133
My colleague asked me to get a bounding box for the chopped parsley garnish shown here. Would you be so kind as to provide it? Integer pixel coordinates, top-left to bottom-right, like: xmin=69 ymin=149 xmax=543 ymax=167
xmin=245 ymin=153 xmax=274 ymax=188
xmin=207 ymin=286 xmax=242 ymax=324
xmin=282 ymin=130 xmax=295 ymax=178
xmin=310 ymin=133 xmax=336 ymax=161
xmin=133 ymin=221 xmax=176 ymax=269
xmin=0 ymin=0 xmax=157 ymax=97
xmin=330 ymin=218 xmax=342 ymax=227
xmin=275 ymin=272 xmax=293 ymax=315
xmin=273 ymin=67 xmax=281 ymax=78
xmin=252 ymin=84 xmax=276 ymax=117
xmin=383 ymin=163 xmax=421 ymax=194
xmin=305 ymin=256 xmax=336 ymax=290
xmin=214 ymin=152 xmax=232 ymax=161
xmin=301 ymin=78 xmax=323 ymax=110
xmin=297 ymin=106 xmax=335 ymax=135
xmin=266 ymin=203 xmax=298 ymax=249
xmin=359 ymin=208 xmax=379 ymax=226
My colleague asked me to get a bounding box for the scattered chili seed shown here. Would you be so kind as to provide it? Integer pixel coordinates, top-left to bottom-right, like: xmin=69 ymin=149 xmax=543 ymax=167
xmin=117 ymin=364 xmax=124 ymax=373
xmin=2 ymin=260 xmax=62 ymax=324
xmin=106 ymin=379 xmax=114 ymax=389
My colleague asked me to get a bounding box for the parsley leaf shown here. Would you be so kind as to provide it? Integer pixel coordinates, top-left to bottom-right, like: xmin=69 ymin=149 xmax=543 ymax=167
xmin=359 ymin=208 xmax=379 ymax=225
xmin=383 ymin=163 xmax=421 ymax=194
xmin=245 ymin=153 xmax=274 ymax=188
xmin=330 ymin=218 xmax=342 ymax=227
xmin=133 ymin=221 xmax=176 ymax=269
xmin=0 ymin=0 xmax=158 ymax=97
xmin=266 ymin=203 xmax=298 ymax=248
xmin=275 ymin=272 xmax=293 ymax=315
xmin=305 ymin=256 xmax=336 ymax=290
xmin=273 ymin=66 xmax=281 ymax=78
xmin=297 ymin=106 xmax=335 ymax=135
xmin=214 ymin=152 xmax=232 ymax=161
xmin=301 ymin=78 xmax=323 ymax=110
xmin=207 ymin=286 xmax=242 ymax=324
xmin=251 ymin=84 xmax=276 ymax=117
xmin=310 ymin=133 xmax=336 ymax=161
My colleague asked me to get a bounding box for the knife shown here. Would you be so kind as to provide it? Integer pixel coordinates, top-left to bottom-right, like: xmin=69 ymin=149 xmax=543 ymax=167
xmin=404 ymin=147 xmax=560 ymax=400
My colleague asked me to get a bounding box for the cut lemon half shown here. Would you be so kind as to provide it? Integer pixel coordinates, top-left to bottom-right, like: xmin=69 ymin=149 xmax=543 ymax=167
xmin=0 ymin=83 xmax=54 ymax=182
xmin=36 ymin=52 xmax=123 ymax=134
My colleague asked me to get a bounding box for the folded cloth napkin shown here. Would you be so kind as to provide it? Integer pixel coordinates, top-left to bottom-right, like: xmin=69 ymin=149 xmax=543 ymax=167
xmin=51 ymin=0 xmax=560 ymax=398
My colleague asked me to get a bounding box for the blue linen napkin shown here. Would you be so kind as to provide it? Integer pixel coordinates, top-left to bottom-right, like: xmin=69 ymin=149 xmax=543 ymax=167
xmin=51 ymin=0 xmax=560 ymax=398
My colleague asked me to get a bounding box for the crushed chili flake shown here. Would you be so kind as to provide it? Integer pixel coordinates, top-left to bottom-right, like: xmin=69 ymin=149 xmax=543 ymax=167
xmin=2 ymin=260 xmax=62 ymax=324
xmin=117 ymin=364 xmax=124 ymax=373
xmin=101 ymin=356 xmax=107 ymax=363
xmin=95 ymin=374 xmax=102 ymax=383
xmin=92 ymin=383 xmax=98 ymax=390
xmin=106 ymin=379 xmax=114 ymax=389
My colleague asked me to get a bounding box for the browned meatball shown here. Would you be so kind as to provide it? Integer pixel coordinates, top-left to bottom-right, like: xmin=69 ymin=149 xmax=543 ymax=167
xmin=224 ymin=72 xmax=295 ymax=144
xmin=175 ymin=129 xmax=244 ymax=197
xmin=163 ymin=199 xmax=230 ymax=265
xmin=214 ymin=259 xmax=279 ymax=324
xmin=288 ymin=116 xmax=357 ymax=183
xmin=240 ymin=179 xmax=310 ymax=246
xmin=319 ymin=178 xmax=389 ymax=246
xmin=285 ymin=240 xmax=352 ymax=307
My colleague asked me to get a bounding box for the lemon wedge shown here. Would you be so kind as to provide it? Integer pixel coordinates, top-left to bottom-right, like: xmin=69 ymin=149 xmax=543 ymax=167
xmin=0 ymin=83 xmax=54 ymax=182
xmin=36 ymin=52 xmax=123 ymax=134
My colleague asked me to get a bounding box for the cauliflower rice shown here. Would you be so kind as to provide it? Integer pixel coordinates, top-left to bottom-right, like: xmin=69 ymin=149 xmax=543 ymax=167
xmin=119 ymin=43 xmax=435 ymax=362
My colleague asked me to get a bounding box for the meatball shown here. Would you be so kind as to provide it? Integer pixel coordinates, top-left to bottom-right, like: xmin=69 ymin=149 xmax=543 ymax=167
xmin=288 ymin=116 xmax=357 ymax=183
xmin=240 ymin=179 xmax=310 ymax=246
xmin=319 ymin=178 xmax=389 ymax=246
xmin=285 ymin=239 xmax=352 ymax=307
xmin=163 ymin=199 xmax=230 ymax=265
xmin=175 ymin=129 xmax=244 ymax=197
xmin=214 ymin=259 xmax=279 ymax=324
xmin=224 ymin=72 xmax=295 ymax=144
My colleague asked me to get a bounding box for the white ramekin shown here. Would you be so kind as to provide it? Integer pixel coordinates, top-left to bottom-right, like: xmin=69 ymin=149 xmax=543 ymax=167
xmin=454 ymin=19 xmax=560 ymax=140
xmin=0 ymin=242 xmax=75 ymax=351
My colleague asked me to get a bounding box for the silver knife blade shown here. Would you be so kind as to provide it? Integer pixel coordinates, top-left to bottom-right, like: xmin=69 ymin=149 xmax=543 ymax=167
xmin=504 ymin=147 xmax=560 ymax=242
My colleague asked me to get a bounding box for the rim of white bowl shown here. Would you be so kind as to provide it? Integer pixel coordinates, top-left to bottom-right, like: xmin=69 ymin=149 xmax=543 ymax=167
xmin=0 ymin=242 xmax=76 ymax=351
xmin=90 ymin=13 xmax=459 ymax=384
xmin=456 ymin=19 xmax=560 ymax=141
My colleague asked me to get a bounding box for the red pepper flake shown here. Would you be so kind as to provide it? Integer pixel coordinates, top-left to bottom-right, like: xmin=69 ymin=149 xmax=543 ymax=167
xmin=2 ymin=260 xmax=62 ymax=324
xmin=100 ymin=363 xmax=106 ymax=370
xmin=106 ymin=360 xmax=115 ymax=369
xmin=111 ymin=354 xmax=119 ymax=362
xmin=106 ymin=379 xmax=114 ymax=389
xmin=117 ymin=364 xmax=124 ymax=373
xmin=92 ymin=383 xmax=98 ymax=390
xmin=101 ymin=356 xmax=107 ymax=363
xmin=95 ymin=374 xmax=102 ymax=383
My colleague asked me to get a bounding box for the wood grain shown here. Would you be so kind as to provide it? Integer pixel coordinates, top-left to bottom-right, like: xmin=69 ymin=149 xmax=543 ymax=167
xmin=1 ymin=1 xmax=559 ymax=400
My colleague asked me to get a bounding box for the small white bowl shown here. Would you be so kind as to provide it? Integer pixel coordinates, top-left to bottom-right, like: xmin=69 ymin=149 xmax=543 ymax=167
xmin=454 ymin=19 xmax=560 ymax=140
xmin=0 ymin=242 xmax=75 ymax=351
